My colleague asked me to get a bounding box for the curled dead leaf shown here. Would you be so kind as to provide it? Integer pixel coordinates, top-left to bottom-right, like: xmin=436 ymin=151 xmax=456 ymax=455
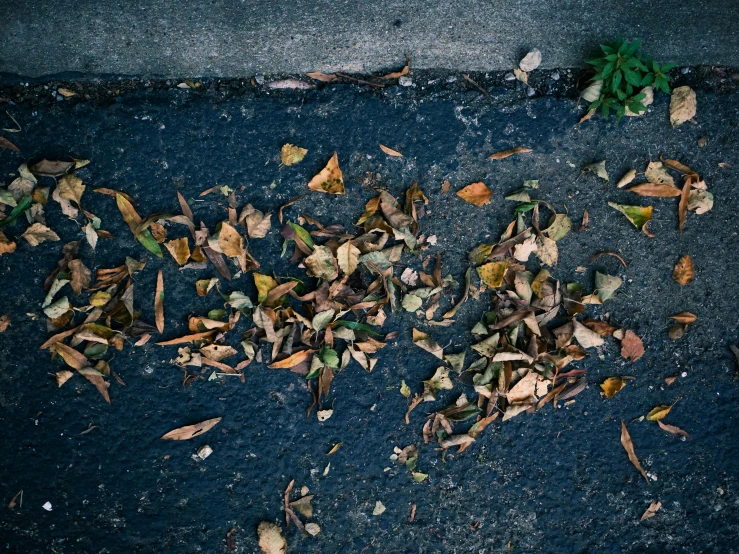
xmin=672 ymin=255 xmax=694 ymax=285
xmin=307 ymin=153 xmax=344 ymax=194
xmin=457 ymin=182 xmax=492 ymax=206
xmin=161 ymin=417 xmax=222 ymax=440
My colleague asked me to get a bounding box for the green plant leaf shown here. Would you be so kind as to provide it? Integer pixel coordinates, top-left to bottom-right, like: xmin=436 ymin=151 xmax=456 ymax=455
xmin=136 ymin=229 xmax=163 ymax=257
xmin=608 ymin=202 xmax=653 ymax=231
xmin=0 ymin=196 xmax=32 ymax=228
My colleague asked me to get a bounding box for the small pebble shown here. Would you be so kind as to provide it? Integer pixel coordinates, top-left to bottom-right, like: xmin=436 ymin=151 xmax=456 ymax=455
xmin=526 ymin=87 xmax=536 ymax=97
xmin=446 ymin=75 xmax=457 ymax=83
xmin=551 ymin=71 xmax=560 ymax=81
xmin=504 ymin=72 xmax=516 ymax=81
xmin=255 ymin=74 xmax=265 ymax=85
xmin=399 ymin=76 xmax=413 ymax=87
xmin=681 ymin=67 xmax=690 ymax=74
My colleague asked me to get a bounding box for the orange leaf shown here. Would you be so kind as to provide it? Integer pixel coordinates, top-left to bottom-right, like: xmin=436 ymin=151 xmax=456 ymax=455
xmin=670 ymin=312 xmax=697 ymax=324
xmin=156 ymin=330 xmax=216 ymax=346
xmin=268 ymin=349 xmax=316 ymax=369
xmin=457 ymin=182 xmax=492 ymax=206
xmin=673 ymin=255 xmax=694 ymax=285
xmin=678 ymin=176 xmax=691 ymax=232
xmin=161 ymin=417 xmax=222 ymax=440
xmin=488 ymin=146 xmax=532 ymax=160
xmin=379 ymin=144 xmax=403 ymax=157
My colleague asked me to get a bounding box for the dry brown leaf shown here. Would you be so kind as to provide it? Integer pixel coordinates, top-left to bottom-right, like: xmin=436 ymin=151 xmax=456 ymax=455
xmin=281 ymin=144 xmax=308 ymax=166
xmin=670 ymin=312 xmax=697 ymax=324
xmin=68 ymin=259 xmax=91 ymax=295
xmin=645 ymin=161 xmax=675 ymax=186
xmin=457 ymin=182 xmax=492 ymax=206
xmin=601 ymin=377 xmax=627 ymax=398
xmin=621 ymin=421 xmax=648 ymax=481
xmin=304 ymin=245 xmax=338 ymax=280
xmin=336 ymin=241 xmax=360 ymax=275
xmin=379 ymin=144 xmax=403 ymax=157
xmin=306 ymin=72 xmax=337 ymax=83
xmin=657 ymin=420 xmax=690 ymax=438
xmin=0 ymin=136 xmax=19 ymax=153
xmin=477 ymin=261 xmax=507 ymax=288
xmin=218 ymin=222 xmax=244 ymax=257
xmin=268 ymin=349 xmax=316 ymax=369
xmin=412 ymin=328 xmax=443 ymax=359
xmin=155 ymin=270 xmax=165 ymax=334
xmin=626 ymin=183 xmax=681 ymax=197
xmin=201 ymin=344 xmax=238 ymax=362
xmin=379 ymin=54 xmax=410 ymax=79
xmin=0 ymin=231 xmax=16 ymax=256
xmin=488 ymin=146 xmax=532 ymax=160
xmin=0 ymin=314 xmax=9 ymax=333
xmin=641 ymin=501 xmax=662 ymax=521
xmin=54 ymin=343 xmax=110 ymax=403
xmin=307 ymin=153 xmax=345 ymax=194
xmin=441 ymin=180 xmax=451 ymax=194
xmin=241 ymin=206 xmax=272 ymax=238
xmin=161 ymin=417 xmax=222 ymax=440
xmin=670 ymin=86 xmax=696 ymax=127
xmin=573 ymin=319 xmax=605 ymax=349
xmin=616 ymin=169 xmax=637 ymax=188
xmin=58 ymin=174 xmax=85 ymax=206
xmin=156 ymin=330 xmax=216 ymax=346
xmin=678 ymin=175 xmax=691 ymax=233
xmin=165 ymin=237 xmax=191 ymax=265
xmin=22 ymin=223 xmax=60 ymax=246
xmin=257 ymin=521 xmax=287 ymax=554
xmin=673 ymin=255 xmax=694 ymax=285
xmin=620 ymin=330 xmax=645 ymax=362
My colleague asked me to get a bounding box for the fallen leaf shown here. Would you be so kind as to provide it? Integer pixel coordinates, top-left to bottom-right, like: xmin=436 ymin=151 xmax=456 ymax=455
xmin=380 ymin=54 xmax=410 ymax=79
xmin=218 ymin=222 xmax=244 ymax=257
xmin=670 ymin=312 xmax=697 ymax=324
xmin=281 ymin=144 xmax=308 ymax=166
xmin=608 ymin=202 xmax=652 ymax=233
xmin=304 ymin=523 xmax=321 ymax=536
xmin=646 ymin=404 xmax=673 ymax=421
xmin=641 ymin=501 xmax=662 ymax=521
xmin=670 ymin=86 xmax=696 ymax=127
xmin=161 ymin=417 xmax=222 ymax=440
xmin=58 ymin=174 xmax=85 ymax=206
xmin=626 ymin=183 xmax=681 ymax=197
xmin=488 ymin=146 xmax=532 ymax=160
xmin=266 ymin=79 xmax=314 ymax=90
xmin=306 ymin=72 xmax=337 ymax=83
xmin=22 ymin=223 xmax=60 ymax=246
xmin=201 ymin=344 xmax=238 ymax=362
xmin=601 ymin=377 xmax=627 ymax=398
xmin=519 ymin=49 xmax=542 ymax=72
xmin=513 ymin=235 xmax=537 ymax=262
xmin=379 ymin=144 xmax=403 ymax=157
xmin=688 ymin=190 xmax=713 ymax=214
xmin=68 ymin=259 xmax=91 ymax=295
xmin=620 ymin=421 xmax=648 ymax=481
xmin=441 ymin=180 xmax=451 ymax=194
xmin=657 ymin=420 xmax=690 ymax=438
xmin=257 ymin=521 xmax=287 ymax=554
xmin=155 ymin=270 xmax=165 ymax=333
xmin=241 ymin=206 xmax=272 ymax=238
xmin=0 ymin=314 xmax=9 ymax=333
xmin=583 ymin=160 xmax=608 ymax=181
xmin=513 ymin=68 xmax=528 ymax=84
xmin=477 ymin=261 xmax=507 ymax=288
xmin=304 ymin=245 xmax=339 ymax=280
xmin=620 ymin=330 xmax=645 ymax=362
xmin=268 ymin=349 xmax=316 ymax=369
xmin=673 ymin=255 xmax=694 ymax=285
xmin=336 ymin=241 xmax=360 ymax=275
xmin=0 ymin=136 xmax=19 ymax=153
xmin=165 ymin=237 xmax=191 ymax=265
xmin=29 ymin=159 xmax=74 ymax=176
xmin=580 ymin=79 xmax=603 ymax=103
xmin=625 ymin=86 xmax=654 ymax=116
xmin=457 ymin=182 xmax=492 ymax=206
xmin=616 ymin=169 xmax=637 ymax=188
xmin=645 ymin=161 xmax=675 ymax=186
xmin=595 ymin=271 xmax=622 ymax=302
xmin=54 ymin=343 xmax=110 ymax=403
xmin=0 ymin=231 xmax=16 ymax=256
xmin=412 ymin=328 xmax=443 ymax=359
xmin=307 ymin=153 xmax=345 ymax=194
xmin=372 ymin=501 xmax=386 ymax=516
xmin=573 ymin=319 xmax=605 ymax=348
xmin=678 ymin=176 xmax=691 ymax=233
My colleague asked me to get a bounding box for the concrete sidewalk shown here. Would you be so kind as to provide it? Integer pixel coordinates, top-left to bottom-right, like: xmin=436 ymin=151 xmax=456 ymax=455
xmin=1 ymin=0 xmax=738 ymax=78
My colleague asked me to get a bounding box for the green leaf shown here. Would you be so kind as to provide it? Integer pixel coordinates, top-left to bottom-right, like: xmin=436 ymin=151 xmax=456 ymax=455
xmin=513 ymin=201 xmax=539 ymax=216
xmin=332 ymin=320 xmax=382 ymax=337
xmin=661 ymin=62 xmax=676 ymax=72
xmin=136 ymin=229 xmax=163 ymax=257
xmin=595 ymin=271 xmax=623 ymax=302
xmin=0 ymin=196 xmax=32 ymax=228
xmin=319 ymin=345 xmax=339 ymax=368
xmin=287 ymin=221 xmax=314 ymax=249
xmin=608 ymin=202 xmax=653 ymax=231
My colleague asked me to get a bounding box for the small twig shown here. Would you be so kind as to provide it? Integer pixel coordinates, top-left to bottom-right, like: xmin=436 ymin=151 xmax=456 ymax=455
xmin=462 ymin=74 xmax=492 ymax=102
xmin=3 ymin=111 xmax=21 ymax=133
xmin=335 ymin=73 xmax=384 ymax=88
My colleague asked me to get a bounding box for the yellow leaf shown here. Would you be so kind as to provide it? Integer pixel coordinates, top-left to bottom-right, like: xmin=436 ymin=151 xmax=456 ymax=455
xmin=281 ymin=143 xmax=308 ymax=166
xmin=646 ymin=404 xmax=673 ymax=421
xmin=476 ymin=261 xmax=507 ymax=287
xmin=307 ymin=153 xmax=345 ymax=194
xmin=254 ymin=273 xmax=278 ymax=303
xmin=336 ymin=241 xmax=360 ymax=275
xmin=600 ymin=377 xmax=627 ymax=398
